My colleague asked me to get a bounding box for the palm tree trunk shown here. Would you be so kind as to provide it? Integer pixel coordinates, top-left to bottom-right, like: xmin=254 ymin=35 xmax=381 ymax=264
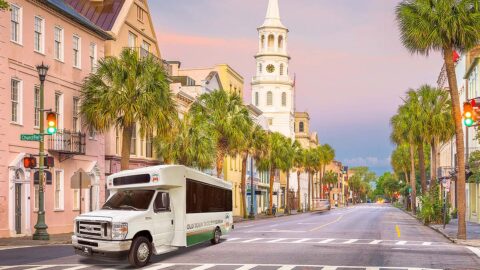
xmin=418 ymin=144 xmax=427 ymax=195
xmin=297 ymin=170 xmax=301 ymax=211
xmin=269 ymin=167 xmax=275 ymax=215
xmin=216 ymin=149 xmax=225 ymax=179
xmin=307 ymin=171 xmax=311 ymax=211
xmin=120 ymin=125 xmax=134 ymax=171
xmin=241 ymin=154 xmax=248 ymax=219
xmin=409 ymin=143 xmax=417 ymax=215
xmin=285 ymin=170 xmax=290 ymax=214
xmin=431 ymin=139 xmax=438 ymax=189
xmin=443 ymin=47 xmax=466 ymax=240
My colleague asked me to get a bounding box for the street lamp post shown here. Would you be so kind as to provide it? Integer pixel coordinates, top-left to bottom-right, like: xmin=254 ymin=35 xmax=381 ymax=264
xmin=33 ymin=63 xmax=50 ymax=240
xmin=249 ymin=156 xmax=255 ymax=219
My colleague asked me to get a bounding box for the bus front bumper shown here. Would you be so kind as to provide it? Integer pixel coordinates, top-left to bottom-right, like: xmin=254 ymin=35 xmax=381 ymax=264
xmin=72 ymin=235 xmax=131 ymax=259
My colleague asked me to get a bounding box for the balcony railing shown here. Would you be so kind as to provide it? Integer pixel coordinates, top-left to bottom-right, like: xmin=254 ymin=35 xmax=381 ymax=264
xmin=124 ymin=47 xmax=172 ymax=77
xmin=48 ymin=130 xmax=86 ymax=155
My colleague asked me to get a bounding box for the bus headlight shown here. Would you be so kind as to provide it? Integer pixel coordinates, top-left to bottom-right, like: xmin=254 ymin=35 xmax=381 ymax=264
xmin=112 ymin=223 xmax=128 ymax=240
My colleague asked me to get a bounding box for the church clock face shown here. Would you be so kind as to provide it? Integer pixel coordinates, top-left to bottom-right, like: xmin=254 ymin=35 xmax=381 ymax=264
xmin=266 ymin=64 xmax=275 ymax=73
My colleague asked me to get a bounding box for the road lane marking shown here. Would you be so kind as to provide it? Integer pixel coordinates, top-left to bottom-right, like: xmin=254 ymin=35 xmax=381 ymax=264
xmin=369 ymin=240 xmax=382 ymax=244
xmin=62 ymin=266 xmax=89 ymax=270
xmin=422 ymin=242 xmax=432 ymax=246
xmin=276 ymin=266 xmax=296 ymax=270
xmin=226 ymin=238 xmax=241 ymax=241
xmin=25 ymin=266 xmax=57 ymax=270
xmin=310 ymin=215 xmax=344 ymax=231
xmin=318 ymin=238 xmax=335 ymax=244
xmin=143 ymin=263 xmax=176 ymax=270
xmin=342 ymin=239 xmax=358 ymax=244
xmin=242 ymin=238 xmax=263 ymax=243
xmin=466 ymin=246 xmax=480 ymax=258
xmin=235 ymin=265 xmax=258 ymax=270
xmin=191 ymin=264 xmax=216 ymax=270
xmin=268 ymin=238 xmax=288 ymax=243
xmin=292 ymin=238 xmax=310 ymax=243
xmin=321 ymin=267 xmax=337 ymax=270
xmin=395 ymin=225 xmax=401 ymax=238
xmin=365 ymin=268 xmax=380 ymax=270
xmin=395 ymin=241 xmax=407 ymax=245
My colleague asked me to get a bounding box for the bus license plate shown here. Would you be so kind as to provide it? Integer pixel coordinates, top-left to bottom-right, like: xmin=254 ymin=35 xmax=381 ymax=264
xmin=82 ymin=246 xmax=92 ymax=255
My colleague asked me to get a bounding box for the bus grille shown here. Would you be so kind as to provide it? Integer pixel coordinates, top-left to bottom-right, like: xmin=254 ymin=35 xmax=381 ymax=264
xmin=77 ymin=220 xmax=109 ymax=240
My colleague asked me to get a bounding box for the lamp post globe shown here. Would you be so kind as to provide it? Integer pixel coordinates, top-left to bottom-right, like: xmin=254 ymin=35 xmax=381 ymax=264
xmin=36 ymin=62 xmax=49 ymax=82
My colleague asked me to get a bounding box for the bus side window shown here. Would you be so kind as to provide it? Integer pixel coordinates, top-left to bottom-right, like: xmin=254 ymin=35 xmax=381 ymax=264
xmin=154 ymin=192 xmax=171 ymax=213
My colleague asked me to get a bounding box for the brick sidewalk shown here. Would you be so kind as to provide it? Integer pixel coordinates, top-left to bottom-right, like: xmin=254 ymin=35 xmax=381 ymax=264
xmin=430 ymin=219 xmax=480 ymax=247
xmin=0 ymin=233 xmax=72 ymax=247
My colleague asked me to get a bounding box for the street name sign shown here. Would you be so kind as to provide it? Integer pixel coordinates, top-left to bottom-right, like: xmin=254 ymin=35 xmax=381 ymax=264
xmin=20 ymin=134 xmax=41 ymax=141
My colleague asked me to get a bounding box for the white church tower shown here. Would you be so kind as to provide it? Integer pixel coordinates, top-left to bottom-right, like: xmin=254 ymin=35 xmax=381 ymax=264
xmin=252 ymin=0 xmax=295 ymax=139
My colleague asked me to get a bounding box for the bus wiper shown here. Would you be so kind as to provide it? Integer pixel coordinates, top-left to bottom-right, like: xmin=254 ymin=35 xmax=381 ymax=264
xmin=119 ymin=205 xmax=140 ymax=211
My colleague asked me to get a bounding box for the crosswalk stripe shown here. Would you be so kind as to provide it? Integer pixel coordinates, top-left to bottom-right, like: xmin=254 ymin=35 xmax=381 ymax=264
xmin=0 ymin=266 xmax=21 ymax=270
xmin=235 ymin=264 xmax=258 ymax=270
xmin=318 ymin=239 xmax=335 ymax=244
xmin=226 ymin=238 xmax=241 ymax=241
xmin=369 ymin=240 xmax=382 ymax=244
xmin=62 ymin=266 xmax=89 ymax=270
xmin=321 ymin=267 xmax=337 ymax=270
xmin=191 ymin=264 xmax=216 ymax=270
xmin=396 ymin=241 xmax=407 ymax=245
xmin=276 ymin=266 xmax=296 ymax=270
xmin=466 ymin=246 xmax=480 ymax=258
xmin=292 ymin=238 xmax=310 ymax=243
xmin=365 ymin=268 xmax=380 ymax=270
xmin=342 ymin=239 xmax=358 ymax=244
xmin=268 ymin=238 xmax=287 ymax=243
xmin=142 ymin=263 xmax=176 ymax=270
xmin=242 ymin=238 xmax=263 ymax=243
xmin=422 ymin=242 xmax=432 ymax=246
xmin=26 ymin=266 xmax=57 ymax=270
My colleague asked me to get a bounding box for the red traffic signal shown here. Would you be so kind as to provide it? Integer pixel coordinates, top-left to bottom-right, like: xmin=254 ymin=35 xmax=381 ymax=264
xmin=44 ymin=156 xmax=54 ymax=168
xmin=23 ymin=156 xmax=37 ymax=169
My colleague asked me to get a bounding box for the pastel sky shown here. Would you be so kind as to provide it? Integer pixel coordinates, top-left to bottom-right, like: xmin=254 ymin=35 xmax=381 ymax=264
xmin=148 ymin=0 xmax=444 ymax=175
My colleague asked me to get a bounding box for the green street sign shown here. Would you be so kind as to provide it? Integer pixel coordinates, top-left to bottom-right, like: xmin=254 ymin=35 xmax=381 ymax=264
xmin=20 ymin=134 xmax=42 ymax=141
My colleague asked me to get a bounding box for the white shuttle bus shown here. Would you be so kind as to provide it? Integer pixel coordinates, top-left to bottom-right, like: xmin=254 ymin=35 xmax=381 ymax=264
xmin=72 ymin=165 xmax=233 ymax=267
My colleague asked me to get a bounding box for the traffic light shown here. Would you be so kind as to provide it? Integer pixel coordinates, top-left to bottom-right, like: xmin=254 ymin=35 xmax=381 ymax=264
xmin=46 ymin=112 xmax=57 ymax=134
xmin=463 ymin=102 xmax=475 ymax=127
xmin=44 ymin=156 xmax=54 ymax=168
xmin=23 ymin=156 xmax=37 ymax=169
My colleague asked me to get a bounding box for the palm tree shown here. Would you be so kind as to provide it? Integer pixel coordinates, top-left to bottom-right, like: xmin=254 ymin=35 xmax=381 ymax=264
xmin=155 ymin=114 xmax=215 ymax=170
xmin=305 ymin=148 xmax=320 ymax=210
xmin=281 ymin=138 xmax=296 ymax=214
xmin=391 ymin=144 xmax=411 ymax=184
xmin=417 ymin=85 xmax=455 ymax=183
xmin=293 ymin=143 xmax=306 ymax=211
xmin=396 ymin=0 xmax=480 ymax=240
xmin=0 ymin=0 xmax=9 ymax=10
xmin=239 ymin=124 xmax=268 ymax=218
xmin=320 ymin=144 xmax=335 ymax=199
xmin=81 ymin=48 xmax=176 ymax=170
xmin=190 ymin=90 xmax=252 ymax=178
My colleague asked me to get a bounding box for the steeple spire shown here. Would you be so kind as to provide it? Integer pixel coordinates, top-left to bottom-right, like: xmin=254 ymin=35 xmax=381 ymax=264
xmin=262 ymin=0 xmax=286 ymax=28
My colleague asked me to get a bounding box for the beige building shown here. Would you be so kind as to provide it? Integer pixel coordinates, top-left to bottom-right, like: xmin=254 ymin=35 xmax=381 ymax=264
xmin=68 ymin=0 xmax=164 ymax=176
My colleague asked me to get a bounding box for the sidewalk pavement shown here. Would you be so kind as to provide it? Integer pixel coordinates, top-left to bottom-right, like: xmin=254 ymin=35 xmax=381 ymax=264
xmin=429 ymin=219 xmax=480 ymax=247
xmin=0 ymin=233 xmax=72 ymax=248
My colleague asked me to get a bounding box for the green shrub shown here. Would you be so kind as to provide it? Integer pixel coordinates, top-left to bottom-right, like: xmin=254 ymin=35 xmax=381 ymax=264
xmin=451 ymin=208 xmax=458 ymax=219
xmin=418 ymin=188 xmax=449 ymax=225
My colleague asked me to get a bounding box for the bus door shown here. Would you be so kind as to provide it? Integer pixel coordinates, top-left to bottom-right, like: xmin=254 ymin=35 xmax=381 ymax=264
xmin=153 ymin=191 xmax=175 ymax=246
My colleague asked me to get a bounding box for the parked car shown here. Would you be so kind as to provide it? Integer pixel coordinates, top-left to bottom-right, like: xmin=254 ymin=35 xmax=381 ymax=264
xmin=313 ymin=199 xmax=331 ymax=212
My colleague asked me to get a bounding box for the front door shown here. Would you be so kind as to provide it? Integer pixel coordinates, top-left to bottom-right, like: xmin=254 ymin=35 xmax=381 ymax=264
xmin=152 ymin=192 xmax=174 ymax=246
xmin=15 ymin=183 xmax=22 ymax=234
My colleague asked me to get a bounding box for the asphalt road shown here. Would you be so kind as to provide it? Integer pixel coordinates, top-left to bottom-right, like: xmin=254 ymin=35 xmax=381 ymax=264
xmin=1 ymin=204 xmax=480 ymax=270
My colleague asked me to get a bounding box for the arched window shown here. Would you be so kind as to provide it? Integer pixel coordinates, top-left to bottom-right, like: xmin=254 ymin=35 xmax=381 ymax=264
xmin=267 ymin=91 xmax=273 ymax=106
xmin=281 ymin=92 xmax=286 ymax=106
xmin=255 ymin=92 xmax=259 ymax=106
xmin=280 ymin=64 xmax=284 ymax=76
xmin=268 ymin=34 xmax=274 ymax=48
xmin=278 ymin=35 xmax=284 ymax=49
xmin=261 ymin=35 xmax=265 ymax=48
xmin=299 ymin=122 xmax=304 ymax=132
xmin=259 ymin=63 xmax=263 ymax=73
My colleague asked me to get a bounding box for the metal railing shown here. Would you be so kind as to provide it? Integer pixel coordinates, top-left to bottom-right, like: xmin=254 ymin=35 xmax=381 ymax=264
xmin=124 ymin=47 xmax=172 ymax=76
xmin=48 ymin=130 xmax=86 ymax=155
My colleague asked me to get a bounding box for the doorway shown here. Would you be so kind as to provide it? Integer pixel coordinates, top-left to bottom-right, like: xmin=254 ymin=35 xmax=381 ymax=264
xmin=15 ymin=183 xmax=22 ymax=234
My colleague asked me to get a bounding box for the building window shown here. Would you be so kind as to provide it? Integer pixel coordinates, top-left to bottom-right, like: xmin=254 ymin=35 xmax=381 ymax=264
xmin=34 ymin=16 xmax=44 ymax=53
xmin=137 ymin=5 xmax=144 ymax=22
xmin=73 ymin=35 xmax=81 ymax=68
xmin=130 ymin=124 xmax=137 ymax=155
xmin=54 ymin=26 xmax=64 ymax=61
xmin=268 ymin=118 xmax=273 ymax=126
xmin=280 ymin=64 xmax=284 ymax=76
xmin=55 ymin=92 xmax=63 ymax=129
xmin=267 ymin=91 xmax=273 ymax=106
xmin=268 ymin=34 xmax=274 ymax=48
xmin=261 ymin=35 xmax=265 ymax=48
xmin=146 ymin=134 xmax=153 ymax=158
xmin=89 ymin=129 xmax=96 ymax=140
xmin=299 ymin=122 xmax=305 ymax=132
xmin=54 ymin=170 xmax=64 ymax=210
xmin=259 ymin=63 xmax=262 ymax=74
xmin=255 ymin=92 xmax=259 ymax=106
xmin=282 ymin=92 xmax=287 ymax=106
xmin=11 ymin=5 xmax=22 ymax=44
xmin=11 ymin=79 xmax=21 ymax=124
xmin=34 ymin=86 xmax=40 ymax=127
xmin=140 ymin=136 xmax=145 ymax=156
xmin=89 ymin=43 xmax=97 ymax=73
xmin=278 ymin=35 xmax=284 ymax=49
xmin=141 ymin=41 xmax=150 ymax=57
xmin=73 ymin=97 xmax=80 ymax=132
xmin=128 ymin=31 xmax=137 ymax=48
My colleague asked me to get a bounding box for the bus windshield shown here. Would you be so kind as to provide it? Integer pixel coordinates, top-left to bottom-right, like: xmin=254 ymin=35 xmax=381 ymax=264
xmin=102 ymin=190 xmax=155 ymax=211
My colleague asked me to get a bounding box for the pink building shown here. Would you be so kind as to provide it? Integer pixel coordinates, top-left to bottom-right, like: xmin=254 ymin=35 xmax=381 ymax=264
xmin=0 ymin=0 xmax=112 ymax=237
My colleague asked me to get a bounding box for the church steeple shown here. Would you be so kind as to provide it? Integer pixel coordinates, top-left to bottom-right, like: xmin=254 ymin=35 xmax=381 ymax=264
xmin=261 ymin=0 xmax=286 ymax=29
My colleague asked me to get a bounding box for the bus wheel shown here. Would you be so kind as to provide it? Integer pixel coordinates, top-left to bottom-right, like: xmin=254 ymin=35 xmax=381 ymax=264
xmin=210 ymin=227 xmax=221 ymax=244
xmin=128 ymin=236 xmax=152 ymax=268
